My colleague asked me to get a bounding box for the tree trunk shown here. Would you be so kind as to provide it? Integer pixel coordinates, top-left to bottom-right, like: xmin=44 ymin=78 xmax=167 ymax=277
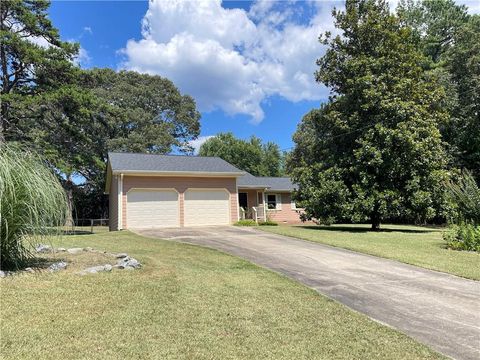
xmin=0 ymin=101 xmax=7 ymax=143
xmin=371 ymin=220 xmax=381 ymax=231
xmin=371 ymin=205 xmax=381 ymax=231
xmin=64 ymin=175 xmax=74 ymax=230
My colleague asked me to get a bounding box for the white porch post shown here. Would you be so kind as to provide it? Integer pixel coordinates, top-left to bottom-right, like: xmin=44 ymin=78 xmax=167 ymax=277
xmin=118 ymin=174 xmax=123 ymax=230
xmin=263 ymin=189 xmax=267 ymax=220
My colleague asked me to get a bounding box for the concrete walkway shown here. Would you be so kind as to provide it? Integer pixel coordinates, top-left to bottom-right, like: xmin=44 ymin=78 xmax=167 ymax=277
xmin=135 ymin=226 xmax=480 ymax=360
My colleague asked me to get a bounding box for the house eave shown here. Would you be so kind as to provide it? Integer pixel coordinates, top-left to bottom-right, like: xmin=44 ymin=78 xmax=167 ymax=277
xmin=265 ymin=189 xmax=295 ymax=192
xmin=111 ymin=170 xmax=246 ymax=177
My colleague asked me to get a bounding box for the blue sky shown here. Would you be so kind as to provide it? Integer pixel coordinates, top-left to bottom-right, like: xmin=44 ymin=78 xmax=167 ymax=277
xmin=48 ymin=0 xmax=479 ymax=153
xmin=48 ymin=0 xmax=333 ymax=152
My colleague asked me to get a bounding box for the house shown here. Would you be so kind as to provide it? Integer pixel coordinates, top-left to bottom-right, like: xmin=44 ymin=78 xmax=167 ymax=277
xmin=105 ymin=152 xmax=301 ymax=231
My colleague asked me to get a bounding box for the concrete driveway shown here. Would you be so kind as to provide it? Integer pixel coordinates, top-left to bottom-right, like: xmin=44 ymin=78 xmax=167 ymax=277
xmin=135 ymin=226 xmax=480 ymax=360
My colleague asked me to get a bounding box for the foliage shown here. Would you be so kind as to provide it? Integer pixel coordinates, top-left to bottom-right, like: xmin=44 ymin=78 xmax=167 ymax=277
xmin=0 ymin=143 xmax=67 ymax=270
xmin=80 ymin=68 xmax=201 ymax=156
xmin=289 ymin=0 xmax=450 ymax=230
xmin=443 ymin=223 xmax=480 ymax=252
xmin=398 ymin=0 xmax=480 ymax=182
xmin=234 ymin=219 xmax=258 ymax=226
xmin=258 ymin=220 xmax=278 ymax=226
xmin=0 ymin=0 xmax=78 ymax=141
xmin=199 ymin=132 xmax=284 ymax=176
xmin=445 ymin=170 xmax=480 ymax=224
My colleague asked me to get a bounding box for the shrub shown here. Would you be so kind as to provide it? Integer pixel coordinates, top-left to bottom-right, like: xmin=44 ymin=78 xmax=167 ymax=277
xmin=259 ymin=220 xmax=278 ymax=226
xmin=443 ymin=223 xmax=480 ymax=252
xmin=0 ymin=144 xmax=68 ymax=270
xmin=446 ymin=170 xmax=480 ymax=224
xmin=234 ymin=219 xmax=257 ymax=226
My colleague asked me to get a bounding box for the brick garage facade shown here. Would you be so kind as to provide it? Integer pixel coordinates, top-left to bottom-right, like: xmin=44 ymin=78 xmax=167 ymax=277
xmin=121 ymin=176 xmax=238 ymax=228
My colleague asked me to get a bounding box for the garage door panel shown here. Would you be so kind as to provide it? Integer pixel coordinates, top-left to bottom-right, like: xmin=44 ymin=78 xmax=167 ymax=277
xmin=127 ymin=189 xmax=179 ymax=228
xmin=184 ymin=189 xmax=230 ymax=226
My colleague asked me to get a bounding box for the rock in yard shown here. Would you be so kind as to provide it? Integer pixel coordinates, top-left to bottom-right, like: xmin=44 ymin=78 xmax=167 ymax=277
xmin=24 ymin=267 xmax=35 ymax=273
xmin=117 ymin=257 xmax=141 ymax=269
xmin=67 ymin=248 xmax=83 ymax=254
xmin=56 ymin=247 xmax=66 ymax=252
xmin=49 ymin=261 xmax=67 ymax=272
xmin=0 ymin=270 xmax=5 ymax=278
xmin=80 ymin=264 xmax=113 ymax=275
xmin=115 ymin=253 xmax=128 ymax=259
xmin=84 ymin=247 xmax=94 ymax=252
xmin=124 ymin=266 xmax=135 ymax=271
xmin=35 ymin=244 xmax=52 ymax=253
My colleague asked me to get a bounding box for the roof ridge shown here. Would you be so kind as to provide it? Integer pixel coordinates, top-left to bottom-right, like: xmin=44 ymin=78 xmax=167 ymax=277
xmin=254 ymin=176 xmax=291 ymax=179
xmin=108 ymin=151 xmax=225 ymax=160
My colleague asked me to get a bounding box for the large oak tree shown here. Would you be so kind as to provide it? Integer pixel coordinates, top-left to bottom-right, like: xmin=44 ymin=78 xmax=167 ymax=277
xmin=289 ymin=0 xmax=451 ymax=229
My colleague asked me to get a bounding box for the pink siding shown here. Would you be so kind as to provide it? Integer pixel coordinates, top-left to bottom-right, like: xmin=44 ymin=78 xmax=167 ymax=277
xmin=266 ymin=192 xmax=303 ymax=223
xmin=121 ymin=176 xmax=238 ymax=228
xmin=109 ymin=175 xmax=118 ymax=231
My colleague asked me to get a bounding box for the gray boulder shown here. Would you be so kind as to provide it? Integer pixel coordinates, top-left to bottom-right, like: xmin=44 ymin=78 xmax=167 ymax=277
xmin=35 ymin=244 xmax=52 ymax=253
xmin=86 ymin=265 xmax=106 ymax=274
xmin=115 ymin=253 xmax=128 ymax=259
xmin=80 ymin=264 xmax=113 ymax=275
xmin=117 ymin=256 xmax=141 ymax=269
xmin=56 ymin=247 xmax=67 ymax=252
xmin=0 ymin=270 xmax=5 ymax=278
xmin=49 ymin=261 xmax=67 ymax=272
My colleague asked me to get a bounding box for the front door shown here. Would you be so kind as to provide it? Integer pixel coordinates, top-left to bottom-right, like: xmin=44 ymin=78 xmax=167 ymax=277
xmin=238 ymin=192 xmax=248 ymax=209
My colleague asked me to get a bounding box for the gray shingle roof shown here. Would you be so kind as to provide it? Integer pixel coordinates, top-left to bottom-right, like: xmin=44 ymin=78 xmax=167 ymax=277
xmin=108 ymin=152 xmax=244 ymax=174
xmin=237 ymin=174 xmax=296 ymax=191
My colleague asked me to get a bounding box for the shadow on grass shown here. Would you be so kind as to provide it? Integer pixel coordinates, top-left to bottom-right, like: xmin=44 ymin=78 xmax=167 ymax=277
xmin=1 ymin=257 xmax=61 ymax=273
xmin=297 ymin=225 xmax=439 ymax=234
xmin=61 ymin=230 xmax=93 ymax=236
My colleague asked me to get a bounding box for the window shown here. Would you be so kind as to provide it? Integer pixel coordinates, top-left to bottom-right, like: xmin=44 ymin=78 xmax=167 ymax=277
xmin=266 ymin=194 xmax=281 ymax=210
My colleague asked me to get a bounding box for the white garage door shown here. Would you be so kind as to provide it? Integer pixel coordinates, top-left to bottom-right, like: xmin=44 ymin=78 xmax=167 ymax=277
xmin=184 ymin=189 xmax=230 ymax=226
xmin=127 ymin=189 xmax=179 ymax=228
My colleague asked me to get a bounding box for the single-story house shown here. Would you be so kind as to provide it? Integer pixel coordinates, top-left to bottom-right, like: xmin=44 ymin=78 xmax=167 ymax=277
xmin=105 ymin=152 xmax=301 ymax=231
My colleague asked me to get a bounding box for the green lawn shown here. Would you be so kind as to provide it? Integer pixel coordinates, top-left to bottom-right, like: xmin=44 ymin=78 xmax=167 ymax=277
xmin=259 ymin=224 xmax=480 ymax=280
xmin=0 ymin=231 xmax=442 ymax=359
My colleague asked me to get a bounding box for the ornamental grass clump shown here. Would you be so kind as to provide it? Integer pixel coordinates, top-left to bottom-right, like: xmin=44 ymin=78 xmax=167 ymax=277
xmin=0 ymin=144 xmax=68 ymax=270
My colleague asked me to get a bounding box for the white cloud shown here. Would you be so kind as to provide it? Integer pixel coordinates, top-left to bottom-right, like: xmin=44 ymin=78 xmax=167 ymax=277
xmin=122 ymin=0 xmax=335 ymax=123
xmin=189 ymin=135 xmax=214 ymax=154
xmin=122 ymin=0 xmax=478 ymax=123
xmin=74 ymin=47 xmax=91 ymax=67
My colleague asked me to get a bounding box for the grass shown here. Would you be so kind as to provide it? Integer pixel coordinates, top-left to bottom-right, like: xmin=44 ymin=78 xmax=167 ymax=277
xmin=259 ymin=224 xmax=480 ymax=280
xmin=0 ymin=231 xmax=443 ymax=359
